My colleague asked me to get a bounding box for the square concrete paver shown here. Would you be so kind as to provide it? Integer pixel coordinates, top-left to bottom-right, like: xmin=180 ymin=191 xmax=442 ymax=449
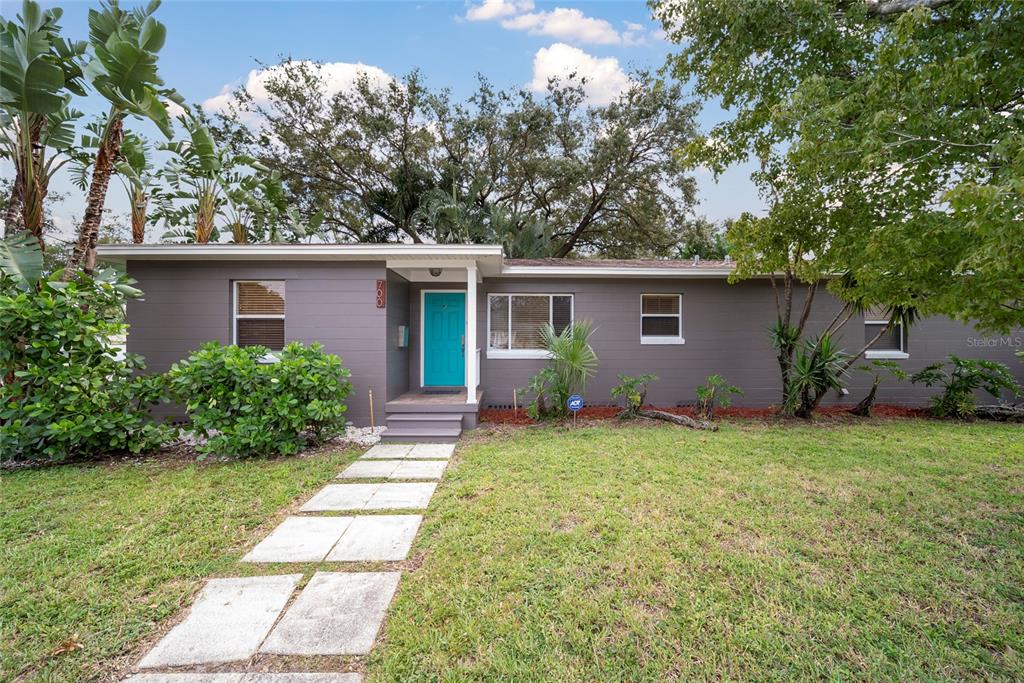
xmin=300 ymin=484 xmax=379 ymax=512
xmin=409 ymin=443 xmax=455 ymax=459
xmin=301 ymin=483 xmax=435 ymax=511
xmin=339 ymin=460 xmax=447 ymax=480
xmin=365 ymin=483 xmax=436 ymax=510
xmin=138 ymin=575 xmax=301 ymax=668
xmin=243 ymin=516 xmax=353 ymax=563
xmin=260 ymin=572 xmax=401 ymax=655
xmin=125 ymin=675 xmax=362 ymax=682
xmin=338 ymin=460 xmax=400 ymax=479
xmin=361 ymin=443 xmax=413 ymax=459
xmin=326 ymin=515 xmax=423 ymax=562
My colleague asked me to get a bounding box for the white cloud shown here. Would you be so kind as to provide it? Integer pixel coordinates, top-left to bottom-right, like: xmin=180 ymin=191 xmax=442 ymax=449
xmin=202 ymin=61 xmax=393 ymax=117
xmin=465 ymin=0 xmax=534 ymax=22
xmin=163 ymin=98 xmax=186 ymax=119
xmin=502 ymin=7 xmax=621 ymax=45
xmin=529 ymin=43 xmax=632 ymax=105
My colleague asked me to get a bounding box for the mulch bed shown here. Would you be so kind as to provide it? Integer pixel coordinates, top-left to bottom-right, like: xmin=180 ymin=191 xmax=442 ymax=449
xmin=479 ymin=404 xmax=927 ymax=425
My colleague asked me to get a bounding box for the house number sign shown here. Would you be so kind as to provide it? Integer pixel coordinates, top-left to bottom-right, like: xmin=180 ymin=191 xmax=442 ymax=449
xmin=375 ymin=280 xmax=386 ymax=308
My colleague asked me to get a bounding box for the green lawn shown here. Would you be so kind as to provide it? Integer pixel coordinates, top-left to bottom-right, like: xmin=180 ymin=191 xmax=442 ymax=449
xmin=0 ymin=448 xmax=359 ymax=682
xmin=369 ymin=421 xmax=1024 ymax=682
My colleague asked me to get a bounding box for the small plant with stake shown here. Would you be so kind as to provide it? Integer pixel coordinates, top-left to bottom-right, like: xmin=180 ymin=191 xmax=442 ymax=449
xmin=695 ymin=374 xmax=743 ymax=420
xmin=611 ymin=373 xmax=658 ymax=418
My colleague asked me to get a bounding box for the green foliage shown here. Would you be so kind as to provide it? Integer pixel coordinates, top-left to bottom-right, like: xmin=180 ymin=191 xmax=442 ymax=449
xmin=166 ymin=341 xmax=352 ymax=458
xmin=612 ymin=373 xmax=658 ymax=418
xmin=910 ymin=355 xmax=1021 ymax=419
xmin=695 ymin=374 xmax=742 ymax=420
xmin=0 ymin=231 xmax=43 ymax=289
xmin=788 ymin=333 xmax=850 ymax=418
xmin=518 ymin=321 xmax=598 ymax=419
xmin=851 ymin=359 xmax=909 ymax=417
xmin=213 ymin=64 xmax=700 ymax=256
xmin=656 ymin=0 xmax=1024 ymax=332
xmin=0 ymin=270 xmax=169 ymax=462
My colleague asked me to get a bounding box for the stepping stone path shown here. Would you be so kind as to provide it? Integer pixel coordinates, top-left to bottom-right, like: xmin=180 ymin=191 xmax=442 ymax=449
xmin=126 ymin=442 xmax=454 ymax=682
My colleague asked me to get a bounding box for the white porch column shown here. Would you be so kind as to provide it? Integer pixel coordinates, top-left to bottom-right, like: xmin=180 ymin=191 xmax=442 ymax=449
xmin=465 ymin=263 xmax=478 ymax=404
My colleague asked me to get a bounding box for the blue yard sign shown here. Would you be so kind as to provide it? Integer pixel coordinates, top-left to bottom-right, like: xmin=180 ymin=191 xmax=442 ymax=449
xmin=567 ymin=394 xmax=584 ymax=412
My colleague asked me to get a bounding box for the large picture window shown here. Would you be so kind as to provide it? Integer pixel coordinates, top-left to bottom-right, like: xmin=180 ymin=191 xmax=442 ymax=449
xmin=640 ymin=294 xmax=684 ymax=345
xmin=234 ymin=281 xmax=285 ymax=350
xmin=488 ymin=293 xmax=573 ymax=358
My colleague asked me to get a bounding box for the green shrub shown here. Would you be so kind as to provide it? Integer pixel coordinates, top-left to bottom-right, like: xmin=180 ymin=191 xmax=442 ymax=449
xmin=0 ymin=270 xmax=170 ymax=462
xmin=518 ymin=321 xmax=598 ymax=419
xmin=167 ymin=341 xmax=352 ymax=457
xmin=612 ymin=373 xmax=658 ymax=418
xmin=911 ymin=355 xmax=1020 ymax=419
xmin=696 ymin=374 xmax=743 ymax=420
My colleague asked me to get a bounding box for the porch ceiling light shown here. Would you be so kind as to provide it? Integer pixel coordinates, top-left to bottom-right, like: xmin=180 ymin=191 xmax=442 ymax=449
xmin=429 ymin=267 xmax=442 ymax=277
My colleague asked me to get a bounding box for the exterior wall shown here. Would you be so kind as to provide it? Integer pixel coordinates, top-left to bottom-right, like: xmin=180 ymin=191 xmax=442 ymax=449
xmin=126 ymin=260 xmax=388 ymax=425
xmin=386 ymin=272 xmax=411 ymax=401
xmin=410 ymin=278 xmax=1023 ymax=410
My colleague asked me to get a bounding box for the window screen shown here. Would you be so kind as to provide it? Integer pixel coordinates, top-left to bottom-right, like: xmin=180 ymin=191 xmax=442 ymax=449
xmin=866 ymin=322 xmax=903 ymax=352
xmin=488 ymin=294 xmax=574 ymax=352
xmin=640 ymin=294 xmax=682 ymax=340
xmin=235 ymin=281 xmax=285 ymax=350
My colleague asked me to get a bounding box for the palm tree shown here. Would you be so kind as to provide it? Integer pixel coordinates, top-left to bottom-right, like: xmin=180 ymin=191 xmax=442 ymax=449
xmin=65 ymin=0 xmax=180 ymax=276
xmin=154 ymin=117 xmax=229 ymax=244
xmin=0 ymin=0 xmax=86 ymax=246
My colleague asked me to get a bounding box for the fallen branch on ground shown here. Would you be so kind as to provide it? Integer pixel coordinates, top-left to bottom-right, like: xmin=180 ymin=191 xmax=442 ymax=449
xmin=975 ymin=404 xmax=1024 ymax=422
xmin=623 ymin=409 xmax=718 ymax=431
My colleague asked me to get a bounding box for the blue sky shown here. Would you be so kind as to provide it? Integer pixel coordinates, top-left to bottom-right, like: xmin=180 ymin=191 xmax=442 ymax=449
xmin=14 ymin=0 xmax=764 ymax=239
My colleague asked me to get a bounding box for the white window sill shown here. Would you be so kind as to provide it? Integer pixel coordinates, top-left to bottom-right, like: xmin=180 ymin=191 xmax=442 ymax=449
xmin=486 ymin=349 xmax=552 ymax=360
xmin=640 ymin=337 xmax=685 ymax=345
xmin=865 ymin=350 xmax=909 ymax=360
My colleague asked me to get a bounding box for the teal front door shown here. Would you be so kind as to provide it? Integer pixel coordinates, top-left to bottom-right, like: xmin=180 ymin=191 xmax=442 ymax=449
xmin=423 ymin=292 xmax=466 ymax=386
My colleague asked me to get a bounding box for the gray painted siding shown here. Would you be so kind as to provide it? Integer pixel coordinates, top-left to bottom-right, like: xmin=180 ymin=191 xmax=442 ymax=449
xmin=386 ymin=272 xmax=411 ymax=401
xmin=410 ymin=278 xmax=1024 ymax=410
xmin=126 ymin=260 xmax=387 ymax=425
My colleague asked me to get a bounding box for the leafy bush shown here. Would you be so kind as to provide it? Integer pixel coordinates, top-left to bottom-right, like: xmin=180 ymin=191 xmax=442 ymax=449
xmin=0 ymin=270 xmax=170 ymax=462
xmin=518 ymin=320 xmax=598 ymax=419
xmin=612 ymin=373 xmax=658 ymax=418
xmin=695 ymin=374 xmax=743 ymax=420
xmin=910 ymin=355 xmax=1020 ymax=419
xmin=167 ymin=341 xmax=352 ymax=457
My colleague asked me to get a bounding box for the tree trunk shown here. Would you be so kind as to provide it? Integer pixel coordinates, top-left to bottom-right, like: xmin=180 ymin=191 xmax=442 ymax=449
xmin=850 ymin=377 xmax=881 ymax=417
xmin=7 ymin=116 xmax=46 ymax=246
xmin=4 ymin=176 xmax=25 ymax=237
xmin=67 ymin=116 xmax=124 ymax=278
xmin=131 ymin=190 xmax=147 ymax=244
xmin=974 ymin=404 xmax=1024 ymax=422
xmin=631 ymin=409 xmax=718 ymax=431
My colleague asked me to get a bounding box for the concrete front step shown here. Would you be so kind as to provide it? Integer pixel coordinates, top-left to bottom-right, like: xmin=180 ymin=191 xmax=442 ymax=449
xmin=379 ymin=425 xmax=461 ymax=443
xmin=385 ymin=413 xmax=463 ymax=431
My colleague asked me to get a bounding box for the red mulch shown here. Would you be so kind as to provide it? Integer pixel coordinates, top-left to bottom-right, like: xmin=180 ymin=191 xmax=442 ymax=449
xmin=479 ymin=404 xmax=926 ymax=425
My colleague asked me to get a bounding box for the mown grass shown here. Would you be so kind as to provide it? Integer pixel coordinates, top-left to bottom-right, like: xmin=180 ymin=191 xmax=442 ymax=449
xmin=369 ymin=420 xmax=1024 ymax=682
xmin=0 ymin=448 xmax=359 ymax=682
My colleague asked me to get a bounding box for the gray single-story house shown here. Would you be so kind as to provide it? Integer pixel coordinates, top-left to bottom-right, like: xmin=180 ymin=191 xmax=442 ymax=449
xmin=97 ymin=243 xmax=1023 ymax=440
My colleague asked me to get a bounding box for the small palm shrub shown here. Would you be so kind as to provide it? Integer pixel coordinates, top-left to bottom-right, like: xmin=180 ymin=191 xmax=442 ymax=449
xmin=850 ymin=360 xmax=908 ymax=417
xmin=910 ymin=355 xmax=1020 ymax=419
xmin=0 ymin=270 xmax=171 ymax=462
xmin=789 ymin=333 xmax=850 ymax=418
xmin=612 ymin=373 xmax=658 ymax=418
xmin=518 ymin=320 xmax=598 ymax=419
xmin=167 ymin=341 xmax=352 ymax=457
xmin=695 ymin=374 xmax=743 ymax=420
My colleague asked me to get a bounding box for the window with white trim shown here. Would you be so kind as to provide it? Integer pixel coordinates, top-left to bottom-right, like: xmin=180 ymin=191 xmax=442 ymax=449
xmin=487 ymin=293 xmax=573 ymax=358
xmin=864 ymin=317 xmax=907 ymax=359
xmin=234 ymin=281 xmax=285 ymax=350
xmin=640 ymin=294 xmax=684 ymax=345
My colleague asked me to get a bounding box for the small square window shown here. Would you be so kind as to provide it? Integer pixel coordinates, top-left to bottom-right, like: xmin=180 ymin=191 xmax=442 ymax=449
xmin=864 ymin=317 xmax=908 ymax=359
xmin=640 ymin=294 xmax=684 ymax=345
xmin=234 ymin=281 xmax=285 ymax=350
